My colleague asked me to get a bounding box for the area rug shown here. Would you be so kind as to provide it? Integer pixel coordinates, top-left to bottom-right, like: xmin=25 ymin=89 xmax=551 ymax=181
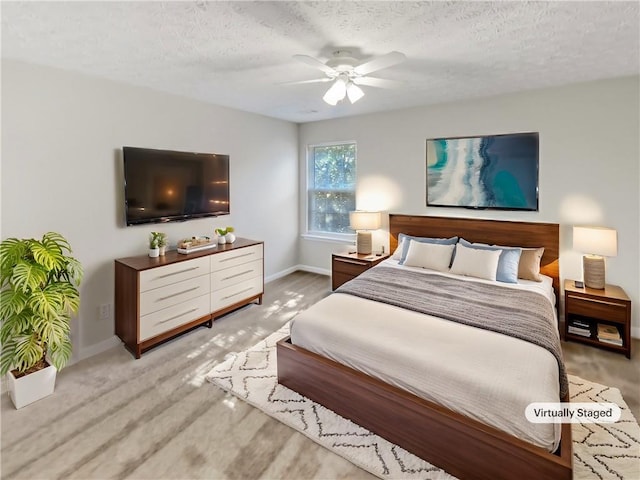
xmin=206 ymin=324 xmax=640 ymax=479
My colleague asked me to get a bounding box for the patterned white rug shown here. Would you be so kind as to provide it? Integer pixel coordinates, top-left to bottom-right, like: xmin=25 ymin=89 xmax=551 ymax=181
xmin=206 ymin=324 xmax=640 ymax=480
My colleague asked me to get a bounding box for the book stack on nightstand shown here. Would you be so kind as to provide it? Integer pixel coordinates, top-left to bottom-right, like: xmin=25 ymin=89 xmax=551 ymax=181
xmin=567 ymin=318 xmax=591 ymax=337
xmin=597 ymin=324 xmax=623 ymax=346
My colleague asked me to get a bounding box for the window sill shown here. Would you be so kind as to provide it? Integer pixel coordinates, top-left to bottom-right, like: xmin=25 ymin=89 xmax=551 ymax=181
xmin=301 ymin=233 xmax=355 ymax=245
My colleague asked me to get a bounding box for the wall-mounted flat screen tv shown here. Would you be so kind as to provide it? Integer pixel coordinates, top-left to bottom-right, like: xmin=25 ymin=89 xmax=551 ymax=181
xmin=426 ymin=132 xmax=539 ymax=211
xmin=123 ymin=146 xmax=230 ymax=226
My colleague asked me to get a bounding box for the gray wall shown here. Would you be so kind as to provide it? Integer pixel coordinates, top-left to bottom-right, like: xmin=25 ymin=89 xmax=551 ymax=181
xmin=1 ymin=60 xmax=299 ymax=359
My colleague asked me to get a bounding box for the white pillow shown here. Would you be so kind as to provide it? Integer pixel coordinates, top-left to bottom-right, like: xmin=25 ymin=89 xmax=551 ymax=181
xmin=391 ymin=238 xmax=404 ymax=260
xmin=450 ymin=243 xmax=501 ymax=281
xmin=403 ymin=240 xmax=455 ymax=272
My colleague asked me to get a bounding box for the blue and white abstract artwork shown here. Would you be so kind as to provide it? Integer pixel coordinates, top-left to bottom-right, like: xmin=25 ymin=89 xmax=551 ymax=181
xmin=426 ymin=132 xmax=539 ymax=211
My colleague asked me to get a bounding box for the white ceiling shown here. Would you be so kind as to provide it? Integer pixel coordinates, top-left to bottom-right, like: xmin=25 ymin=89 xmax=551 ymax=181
xmin=2 ymin=1 xmax=639 ymax=123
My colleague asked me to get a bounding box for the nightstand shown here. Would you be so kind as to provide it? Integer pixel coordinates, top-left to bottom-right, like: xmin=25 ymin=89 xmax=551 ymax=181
xmin=564 ymin=280 xmax=631 ymax=358
xmin=331 ymin=252 xmax=389 ymax=290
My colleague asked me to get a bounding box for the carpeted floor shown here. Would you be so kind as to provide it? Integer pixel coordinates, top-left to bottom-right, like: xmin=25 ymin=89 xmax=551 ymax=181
xmin=1 ymin=271 xmax=639 ymax=479
xmin=206 ymin=323 xmax=640 ymax=480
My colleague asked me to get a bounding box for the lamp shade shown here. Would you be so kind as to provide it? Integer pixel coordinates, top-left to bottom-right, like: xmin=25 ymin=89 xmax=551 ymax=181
xmin=573 ymin=226 xmax=617 ymax=257
xmin=349 ymin=211 xmax=381 ymax=231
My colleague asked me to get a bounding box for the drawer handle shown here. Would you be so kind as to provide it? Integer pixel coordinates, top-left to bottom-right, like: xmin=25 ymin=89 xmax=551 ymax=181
xmin=222 ymin=286 xmax=253 ymax=300
xmin=567 ymin=295 xmax=625 ymax=308
xmin=157 ymin=266 xmax=199 ymax=279
xmin=157 ymin=308 xmax=198 ymax=324
xmin=222 ymin=269 xmax=254 ymax=281
xmin=157 ymin=286 xmax=199 ymax=302
xmin=335 ymin=258 xmax=368 ymax=266
xmin=220 ymin=252 xmax=254 ymax=262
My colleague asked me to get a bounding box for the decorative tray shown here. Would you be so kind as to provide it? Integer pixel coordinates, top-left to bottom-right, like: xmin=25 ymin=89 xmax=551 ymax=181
xmin=177 ymin=237 xmax=217 ymax=255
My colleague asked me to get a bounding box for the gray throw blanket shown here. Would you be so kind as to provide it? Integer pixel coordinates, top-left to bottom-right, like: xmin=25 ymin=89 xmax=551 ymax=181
xmin=336 ymin=266 xmax=568 ymax=399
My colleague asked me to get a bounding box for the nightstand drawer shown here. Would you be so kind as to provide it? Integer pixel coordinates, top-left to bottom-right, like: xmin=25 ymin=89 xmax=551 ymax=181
xmin=566 ymin=294 xmax=627 ymax=323
xmin=332 ymin=257 xmax=371 ymax=277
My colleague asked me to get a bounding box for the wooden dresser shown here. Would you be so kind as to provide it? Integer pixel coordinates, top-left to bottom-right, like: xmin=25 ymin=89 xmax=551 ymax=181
xmin=115 ymin=238 xmax=263 ymax=358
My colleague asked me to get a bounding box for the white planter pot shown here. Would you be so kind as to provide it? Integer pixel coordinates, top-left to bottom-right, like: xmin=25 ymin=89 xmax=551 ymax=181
xmin=149 ymin=247 xmax=160 ymax=258
xmin=158 ymin=245 xmax=167 ymax=256
xmin=225 ymin=233 xmax=236 ymax=244
xmin=217 ymin=235 xmax=226 ymax=245
xmin=7 ymin=364 xmax=57 ymax=409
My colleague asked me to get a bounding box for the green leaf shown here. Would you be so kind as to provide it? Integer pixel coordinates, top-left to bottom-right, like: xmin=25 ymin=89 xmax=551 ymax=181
xmin=0 ymin=288 xmax=28 ymax=318
xmin=27 ymin=289 xmax=63 ymax=319
xmin=14 ymin=334 xmax=44 ymax=372
xmin=48 ymin=339 xmax=72 ymax=371
xmin=0 ymin=339 xmax=17 ymax=376
xmin=31 ymin=240 xmax=63 ymax=271
xmin=0 ymin=238 xmax=27 ymax=285
xmin=11 ymin=261 xmax=48 ymax=293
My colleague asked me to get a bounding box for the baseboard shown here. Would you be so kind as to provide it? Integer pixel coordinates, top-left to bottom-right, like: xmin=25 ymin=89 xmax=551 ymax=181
xmin=76 ymin=335 xmax=122 ymax=363
xmin=265 ymin=265 xmax=330 ymax=283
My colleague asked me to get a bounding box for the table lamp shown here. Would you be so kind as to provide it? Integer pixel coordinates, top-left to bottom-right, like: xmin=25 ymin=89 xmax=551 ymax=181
xmin=349 ymin=211 xmax=381 ymax=255
xmin=573 ymin=226 xmax=617 ymax=289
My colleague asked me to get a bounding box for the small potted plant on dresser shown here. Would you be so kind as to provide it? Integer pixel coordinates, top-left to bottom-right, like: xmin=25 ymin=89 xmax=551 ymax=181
xmin=149 ymin=232 xmax=161 ymax=257
xmin=156 ymin=232 xmax=168 ymax=256
xmin=0 ymin=232 xmax=83 ymax=409
xmin=215 ymin=227 xmax=235 ymax=244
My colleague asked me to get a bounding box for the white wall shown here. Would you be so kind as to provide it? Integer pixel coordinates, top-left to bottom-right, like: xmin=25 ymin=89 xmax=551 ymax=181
xmin=298 ymin=76 xmax=640 ymax=337
xmin=1 ymin=60 xmax=299 ymax=359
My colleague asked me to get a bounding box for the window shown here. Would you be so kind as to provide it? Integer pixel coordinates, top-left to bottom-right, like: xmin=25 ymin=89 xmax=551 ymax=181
xmin=307 ymin=142 xmax=356 ymax=238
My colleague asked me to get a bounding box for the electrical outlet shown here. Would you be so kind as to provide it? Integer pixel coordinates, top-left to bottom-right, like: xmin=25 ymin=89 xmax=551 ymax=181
xmin=98 ymin=303 xmax=111 ymax=321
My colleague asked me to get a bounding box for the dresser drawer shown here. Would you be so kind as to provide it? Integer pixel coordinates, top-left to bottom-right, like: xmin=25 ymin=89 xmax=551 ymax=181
xmin=140 ymin=257 xmax=210 ymax=293
xmin=211 ymin=259 xmax=263 ymax=290
xmin=212 ymin=277 xmax=263 ymax=313
xmin=332 ymin=257 xmax=370 ymax=277
xmin=566 ymin=294 xmax=628 ymax=323
xmin=211 ymin=244 xmax=263 ymax=271
xmin=140 ymin=293 xmax=211 ymax=341
xmin=140 ymin=274 xmax=211 ymax=316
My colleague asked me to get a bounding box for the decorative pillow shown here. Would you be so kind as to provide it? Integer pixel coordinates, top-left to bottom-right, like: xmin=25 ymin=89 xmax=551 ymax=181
xmin=403 ymin=240 xmax=455 ymax=272
xmin=391 ymin=238 xmax=404 ymax=260
xmin=398 ymin=233 xmax=458 ymax=264
xmin=449 ymin=243 xmax=501 ymax=281
xmin=458 ymin=238 xmax=522 ymax=284
xmin=518 ymin=247 xmax=545 ymax=282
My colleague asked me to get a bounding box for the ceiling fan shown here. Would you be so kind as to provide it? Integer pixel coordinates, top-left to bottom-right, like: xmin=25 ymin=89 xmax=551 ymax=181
xmin=290 ymin=50 xmax=406 ymax=105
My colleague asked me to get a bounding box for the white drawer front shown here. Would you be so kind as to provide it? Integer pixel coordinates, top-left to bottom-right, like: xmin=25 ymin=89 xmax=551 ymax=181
xmin=140 ymin=257 xmax=209 ymax=293
xmin=212 ymin=277 xmax=263 ymax=313
xmin=140 ymin=293 xmax=210 ymax=342
xmin=210 ymin=244 xmax=263 ymax=271
xmin=140 ymin=274 xmax=211 ymax=316
xmin=211 ymin=259 xmax=263 ymax=290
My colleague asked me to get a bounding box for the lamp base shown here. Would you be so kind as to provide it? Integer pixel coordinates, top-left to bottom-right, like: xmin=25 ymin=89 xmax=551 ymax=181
xmin=583 ymin=255 xmax=605 ymax=289
xmin=356 ymin=231 xmax=373 ymax=255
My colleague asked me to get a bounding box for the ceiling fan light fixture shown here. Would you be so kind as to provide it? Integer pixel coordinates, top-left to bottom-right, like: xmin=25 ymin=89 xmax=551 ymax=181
xmin=346 ymin=82 xmax=365 ymax=104
xmin=322 ymin=77 xmax=347 ymax=105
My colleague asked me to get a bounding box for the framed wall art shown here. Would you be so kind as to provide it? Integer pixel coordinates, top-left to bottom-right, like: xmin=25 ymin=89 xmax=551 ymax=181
xmin=426 ymin=132 xmax=539 ymax=211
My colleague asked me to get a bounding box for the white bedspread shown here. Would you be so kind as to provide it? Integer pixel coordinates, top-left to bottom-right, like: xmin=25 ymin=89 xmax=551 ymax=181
xmin=290 ymin=260 xmax=561 ymax=451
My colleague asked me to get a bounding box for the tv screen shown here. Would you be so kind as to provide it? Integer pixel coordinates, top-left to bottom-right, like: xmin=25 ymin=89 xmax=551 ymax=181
xmin=123 ymin=146 xmax=230 ymax=226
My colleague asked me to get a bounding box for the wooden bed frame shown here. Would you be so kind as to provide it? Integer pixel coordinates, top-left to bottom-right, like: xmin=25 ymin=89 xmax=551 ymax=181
xmin=277 ymin=215 xmax=571 ymax=480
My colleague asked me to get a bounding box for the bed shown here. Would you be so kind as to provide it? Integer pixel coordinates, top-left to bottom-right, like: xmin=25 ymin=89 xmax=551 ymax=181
xmin=277 ymin=215 xmax=572 ymax=480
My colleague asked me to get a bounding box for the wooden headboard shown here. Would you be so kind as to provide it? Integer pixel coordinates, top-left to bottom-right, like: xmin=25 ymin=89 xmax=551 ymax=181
xmin=389 ymin=214 xmax=560 ymax=300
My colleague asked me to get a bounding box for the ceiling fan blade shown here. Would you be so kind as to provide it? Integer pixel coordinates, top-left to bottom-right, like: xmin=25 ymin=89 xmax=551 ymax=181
xmin=353 ymin=77 xmax=404 ymax=89
xmin=280 ymin=78 xmax=333 ymax=85
xmin=292 ymin=54 xmax=337 ymax=75
xmin=353 ymin=51 xmax=406 ymax=76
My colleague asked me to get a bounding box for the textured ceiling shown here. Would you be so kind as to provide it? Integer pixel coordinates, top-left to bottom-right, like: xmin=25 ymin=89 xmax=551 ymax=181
xmin=2 ymin=1 xmax=639 ymax=123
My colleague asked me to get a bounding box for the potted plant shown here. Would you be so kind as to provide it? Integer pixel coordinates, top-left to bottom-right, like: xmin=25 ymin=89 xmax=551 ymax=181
xmin=0 ymin=232 xmax=83 ymax=409
xmin=215 ymin=227 xmax=236 ymax=244
xmin=149 ymin=232 xmax=161 ymax=257
xmin=156 ymin=232 xmax=168 ymax=256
